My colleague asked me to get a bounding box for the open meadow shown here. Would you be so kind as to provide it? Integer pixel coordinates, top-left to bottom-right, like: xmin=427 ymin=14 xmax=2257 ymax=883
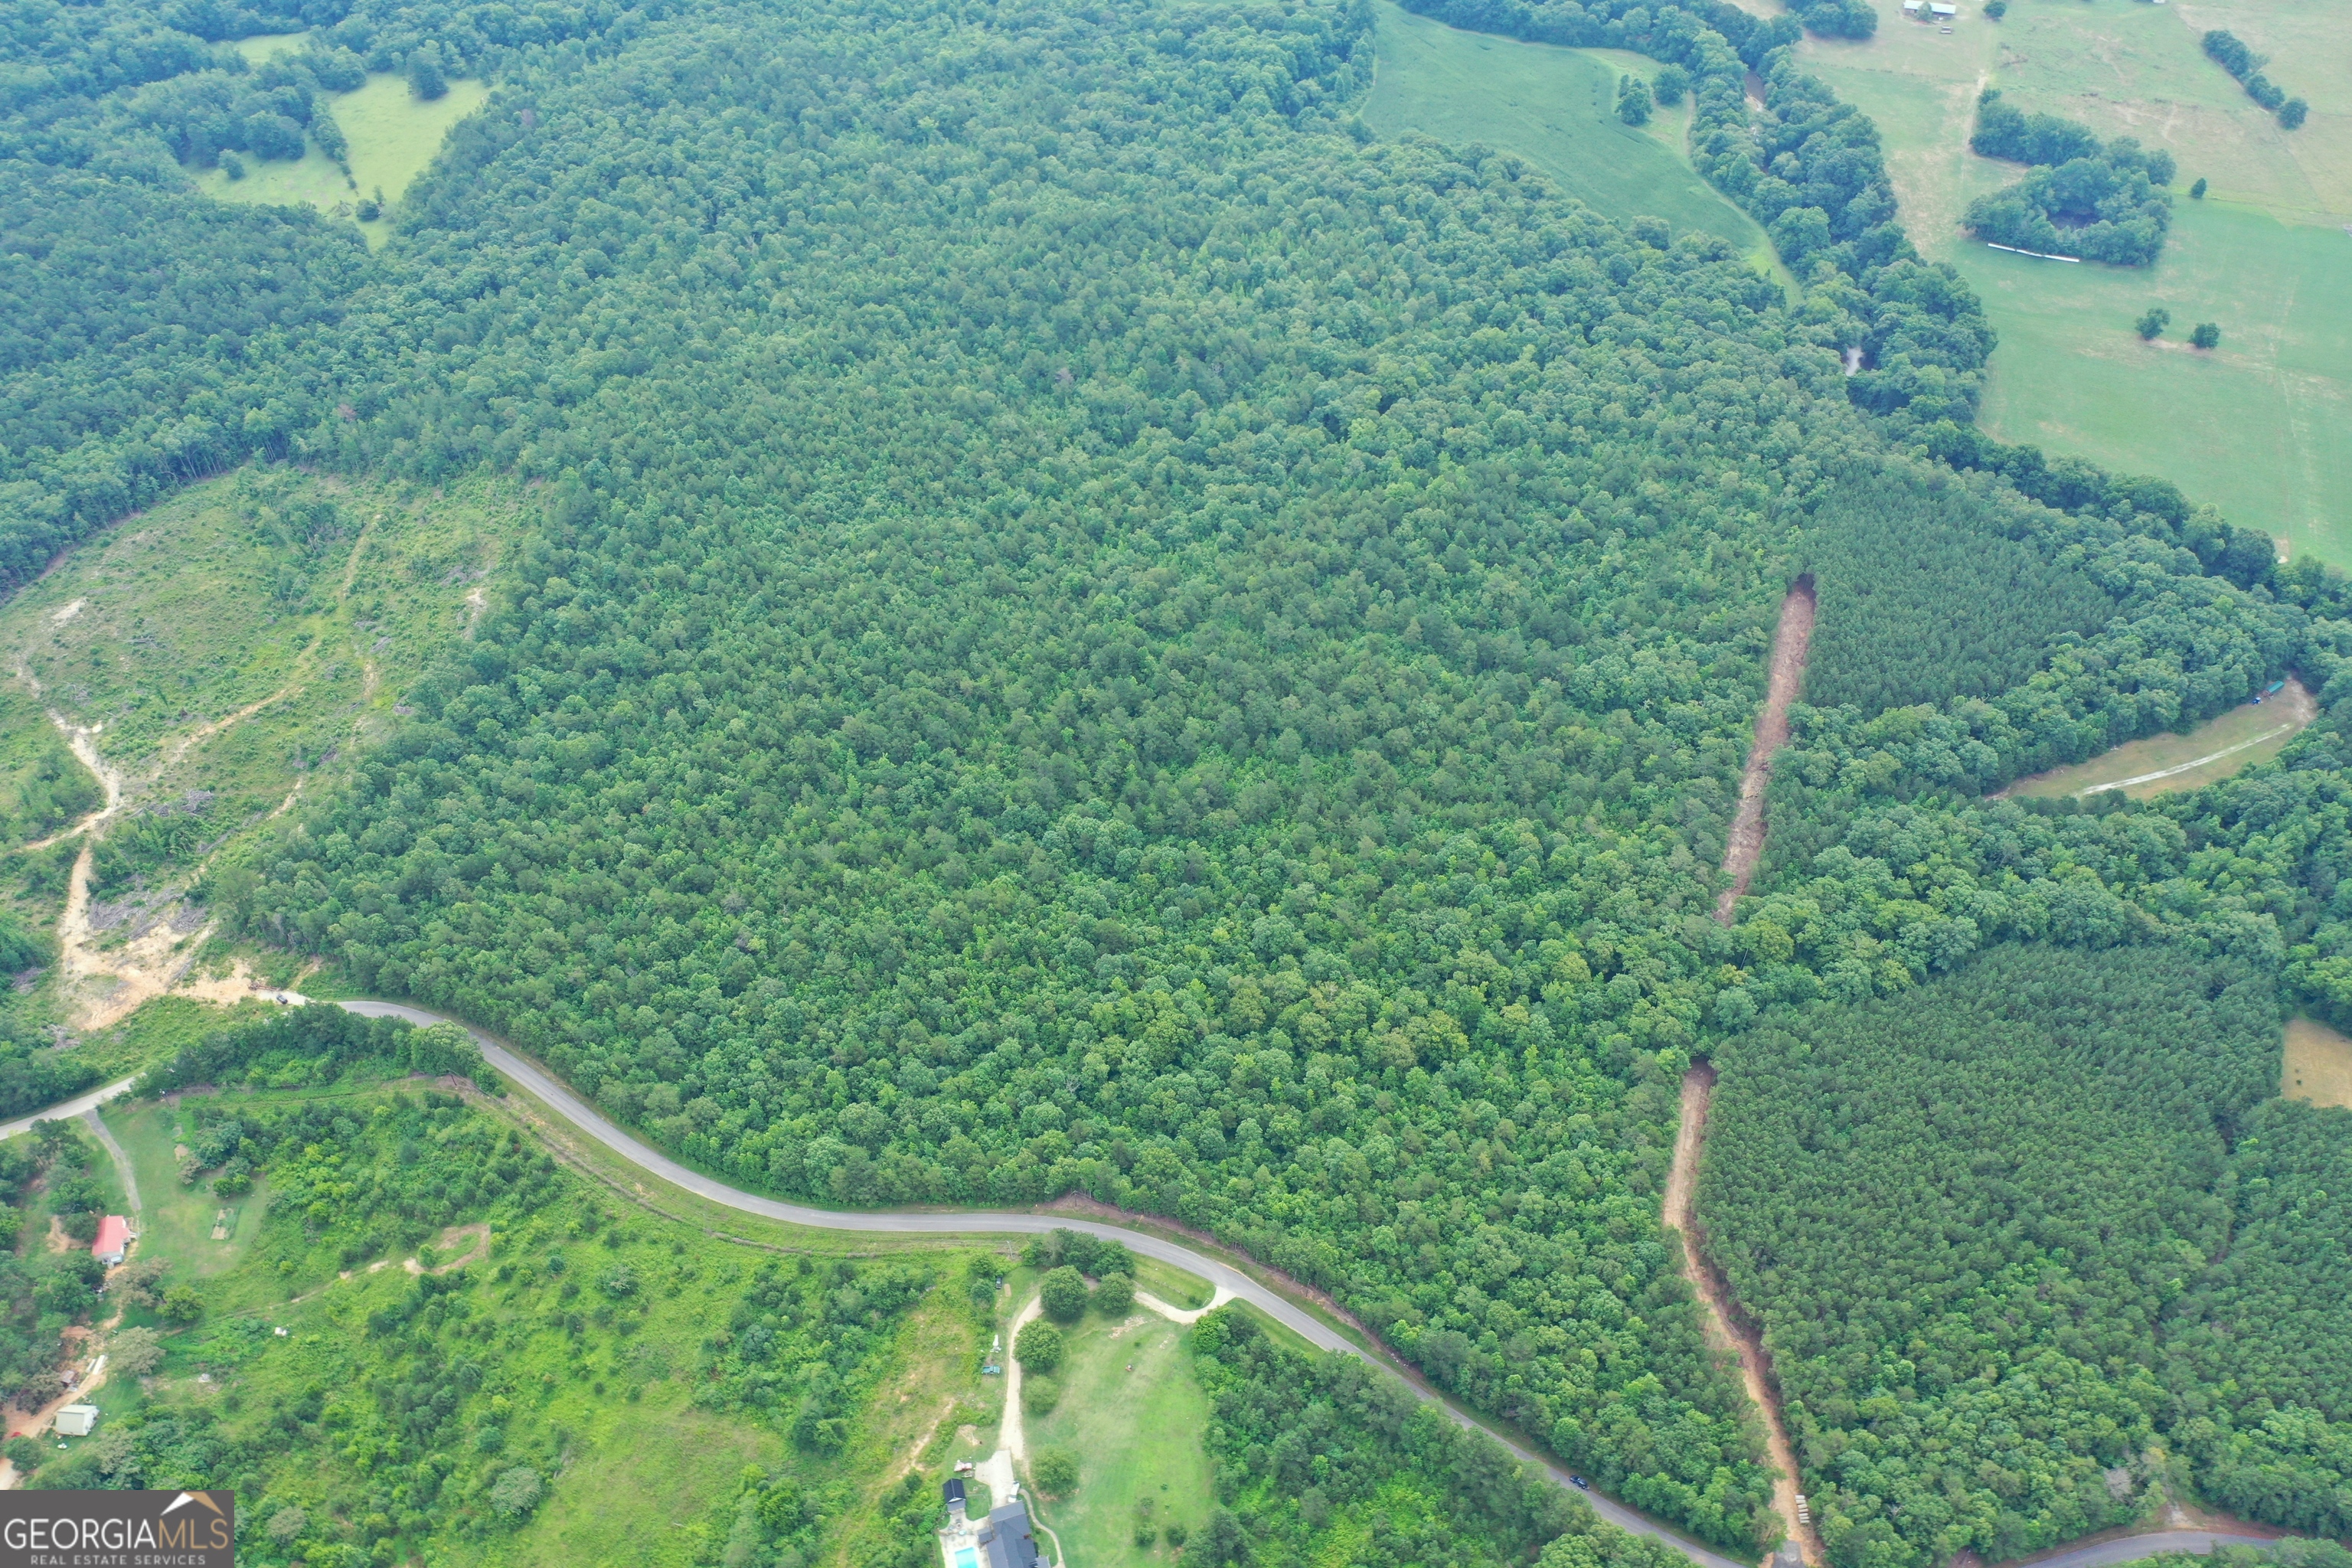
xmin=1365 ymin=1 xmax=1785 ymax=275
xmin=198 ymin=34 xmax=492 ymax=246
xmin=1779 ymin=0 xmax=2352 ymax=564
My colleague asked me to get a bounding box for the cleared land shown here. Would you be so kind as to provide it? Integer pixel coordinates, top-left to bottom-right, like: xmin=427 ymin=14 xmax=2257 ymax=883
xmin=1781 ymin=0 xmax=2352 ymax=566
xmin=200 ymin=41 xmax=491 ymax=246
xmin=2284 ymin=1017 xmax=2352 ymax=1112
xmin=2001 ymin=676 xmax=2314 ymax=799
xmin=1365 ymin=1 xmax=1783 ymax=273
xmin=1024 ymin=1307 xmax=1215 ymax=1568
xmin=0 ymin=469 xmax=510 ymax=1031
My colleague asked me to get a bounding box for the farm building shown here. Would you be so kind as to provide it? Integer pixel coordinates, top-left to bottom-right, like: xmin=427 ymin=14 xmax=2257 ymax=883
xmin=55 ymin=1404 xmax=99 ymax=1437
xmin=1929 ymin=2 xmax=1957 ymax=14
xmin=91 ymin=1216 xmax=129 ymax=1266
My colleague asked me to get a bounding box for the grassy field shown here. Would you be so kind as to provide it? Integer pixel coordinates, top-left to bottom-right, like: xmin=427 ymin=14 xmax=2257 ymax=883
xmin=200 ymin=39 xmax=492 ymax=247
xmin=1779 ymin=0 xmax=2352 ymax=565
xmin=1364 ymin=1 xmax=1785 ymax=276
xmin=2001 ymin=677 xmax=2314 ymax=799
xmin=1024 ymin=1305 xmax=1214 ymax=1568
xmin=2284 ymin=1017 xmax=2352 ymax=1112
xmin=1133 ymin=1255 xmax=1212 ymax=1311
xmin=97 ymin=1099 xmax=270 ymax=1281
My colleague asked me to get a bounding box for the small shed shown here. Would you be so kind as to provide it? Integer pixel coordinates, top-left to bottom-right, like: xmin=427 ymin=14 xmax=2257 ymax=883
xmin=56 ymin=1404 xmax=99 ymax=1437
xmin=1929 ymin=2 xmax=1958 ymax=14
xmin=91 ymin=1216 xmax=129 ymax=1267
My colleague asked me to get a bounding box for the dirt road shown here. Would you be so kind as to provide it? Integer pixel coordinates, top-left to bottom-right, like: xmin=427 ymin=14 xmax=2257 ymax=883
xmin=1717 ymin=580 xmax=1815 ymax=924
xmin=1666 ymin=1066 xmax=1822 ymax=1564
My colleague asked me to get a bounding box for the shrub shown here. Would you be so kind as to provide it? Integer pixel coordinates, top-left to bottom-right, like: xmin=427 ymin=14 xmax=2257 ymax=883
xmin=2193 ymin=322 xmax=2222 ymax=349
xmin=161 ymin=1285 xmax=204 ymax=1324
xmin=1037 ymin=1266 xmax=1087 ymax=1322
xmin=488 ymin=1465 xmax=542 ymax=1517
xmin=2190 ymin=177 xmax=2208 ymax=199
xmin=1093 ymin=1272 xmax=1135 ymax=1318
xmin=1022 ymin=1375 xmax=1060 ymax=1415
xmin=108 ymin=1327 xmax=162 ymax=1377
xmin=1031 ymin=1447 xmax=1079 ymax=1497
xmin=1014 ymin=1319 xmax=1063 ymax=1373
xmin=2136 ymin=307 xmax=2170 ymax=341
xmin=2280 ymin=98 xmax=2308 ymax=130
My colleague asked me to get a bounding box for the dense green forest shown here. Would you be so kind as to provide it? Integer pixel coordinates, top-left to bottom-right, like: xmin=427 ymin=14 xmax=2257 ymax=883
xmin=5 ymin=0 xmax=2352 ymax=1552
xmin=1704 ymin=946 xmax=2352 ymax=1566
xmin=1800 ymin=473 xmax=2118 ymax=714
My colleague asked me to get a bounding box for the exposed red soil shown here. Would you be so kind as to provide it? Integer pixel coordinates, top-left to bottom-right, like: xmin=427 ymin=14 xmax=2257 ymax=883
xmin=1717 ymin=579 xmax=1815 ymax=924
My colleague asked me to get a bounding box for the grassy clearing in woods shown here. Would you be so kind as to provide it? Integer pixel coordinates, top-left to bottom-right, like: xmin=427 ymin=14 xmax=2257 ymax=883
xmin=200 ymin=40 xmax=492 ymax=247
xmin=0 ymin=467 xmax=509 ymax=1034
xmin=2001 ymin=677 xmax=2314 ymax=799
xmin=2284 ymin=1017 xmax=2352 ymax=1112
xmin=1364 ymin=1 xmax=1784 ymax=277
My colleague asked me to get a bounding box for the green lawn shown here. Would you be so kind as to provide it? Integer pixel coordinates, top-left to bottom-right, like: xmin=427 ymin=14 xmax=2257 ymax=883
xmin=1364 ymin=1 xmax=1784 ymax=276
xmin=1780 ymin=0 xmax=2352 ymax=567
xmin=1132 ymin=1256 xmax=1211 ymax=1311
xmin=198 ymin=48 xmax=492 ymax=246
xmin=99 ymin=1099 xmax=271 ymax=1285
xmin=1025 ymin=1309 xmax=1214 ymax=1568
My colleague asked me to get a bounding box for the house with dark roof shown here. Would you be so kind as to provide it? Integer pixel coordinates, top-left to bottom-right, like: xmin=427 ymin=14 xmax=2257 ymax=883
xmin=939 ymin=1483 xmax=1042 ymax=1568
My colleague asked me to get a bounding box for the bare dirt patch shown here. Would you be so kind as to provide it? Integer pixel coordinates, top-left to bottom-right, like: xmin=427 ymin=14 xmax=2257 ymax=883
xmin=401 ymin=1221 xmax=492 ymax=1276
xmin=1717 ymin=579 xmax=1816 ymax=923
xmin=1667 ymin=1064 xmax=1821 ymax=1563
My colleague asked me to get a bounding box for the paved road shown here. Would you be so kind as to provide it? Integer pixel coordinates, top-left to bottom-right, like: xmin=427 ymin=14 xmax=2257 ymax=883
xmin=0 ymin=1001 xmax=2291 ymax=1568
xmin=0 ymin=1076 xmax=137 ymax=1142
xmin=335 ymin=1000 xmax=1750 ymax=1568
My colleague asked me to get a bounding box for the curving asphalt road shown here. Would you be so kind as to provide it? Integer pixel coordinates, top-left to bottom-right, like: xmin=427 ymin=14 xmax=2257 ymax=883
xmin=333 ymin=999 xmax=1750 ymax=1568
xmin=0 ymin=998 xmax=2288 ymax=1568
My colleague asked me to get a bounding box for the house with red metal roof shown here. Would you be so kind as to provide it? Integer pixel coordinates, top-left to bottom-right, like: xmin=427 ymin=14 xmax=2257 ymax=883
xmin=91 ymin=1216 xmax=129 ymax=1267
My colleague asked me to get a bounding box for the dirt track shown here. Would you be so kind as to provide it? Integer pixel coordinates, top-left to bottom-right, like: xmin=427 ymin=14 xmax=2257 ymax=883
xmin=1666 ymin=1066 xmax=1823 ymax=1564
xmin=1717 ymin=580 xmax=1815 ymax=923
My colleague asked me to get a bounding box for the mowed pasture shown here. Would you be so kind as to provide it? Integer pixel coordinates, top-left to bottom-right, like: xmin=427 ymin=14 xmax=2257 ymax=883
xmin=199 ymin=38 xmax=491 ymax=246
xmin=1365 ymin=1 xmax=1785 ymax=276
xmin=2001 ymin=675 xmax=2314 ymax=799
xmin=1779 ymin=0 xmax=2352 ymax=567
xmin=1023 ymin=1308 xmax=1215 ymax=1568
